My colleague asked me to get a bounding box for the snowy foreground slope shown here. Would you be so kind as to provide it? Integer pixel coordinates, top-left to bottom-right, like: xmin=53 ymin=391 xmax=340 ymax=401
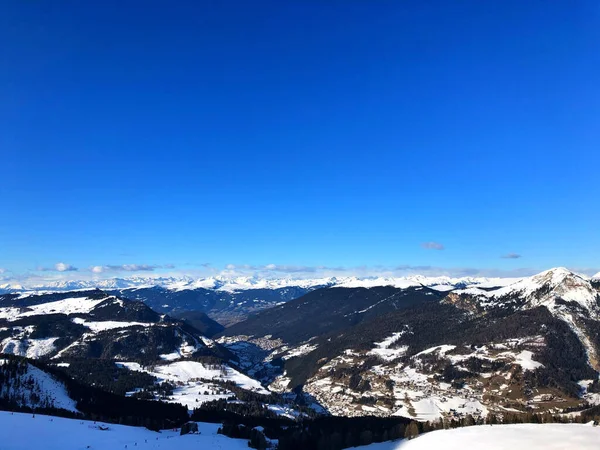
xmin=365 ymin=423 xmax=600 ymax=450
xmin=1 ymin=411 xmax=248 ymax=450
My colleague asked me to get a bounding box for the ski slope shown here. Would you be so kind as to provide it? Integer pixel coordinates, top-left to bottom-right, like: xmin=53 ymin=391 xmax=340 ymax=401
xmin=1 ymin=411 xmax=249 ymax=450
xmin=365 ymin=423 xmax=600 ymax=449
xmin=0 ymin=359 xmax=78 ymax=412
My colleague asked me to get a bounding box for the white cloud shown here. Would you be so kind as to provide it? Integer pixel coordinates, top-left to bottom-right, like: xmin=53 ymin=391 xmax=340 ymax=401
xmin=89 ymin=264 xmax=174 ymax=273
xmin=421 ymin=242 xmax=445 ymax=250
xmin=0 ymin=268 xmax=5 ymax=274
xmin=37 ymin=262 xmax=78 ymax=272
xmin=55 ymin=262 xmax=77 ymax=272
xmin=218 ymin=263 xmax=546 ymax=279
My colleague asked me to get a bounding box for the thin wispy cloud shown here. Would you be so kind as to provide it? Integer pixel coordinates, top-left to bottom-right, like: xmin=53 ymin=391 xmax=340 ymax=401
xmin=264 ymin=264 xmax=318 ymax=273
xmin=90 ymin=264 xmax=175 ymax=273
xmin=224 ymin=264 xmax=348 ymax=274
xmin=421 ymin=242 xmax=445 ymax=250
xmin=501 ymin=253 xmax=522 ymax=259
xmin=220 ymin=263 xmax=543 ymax=279
xmin=0 ymin=268 xmax=5 ymax=274
xmin=37 ymin=262 xmax=78 ymax=272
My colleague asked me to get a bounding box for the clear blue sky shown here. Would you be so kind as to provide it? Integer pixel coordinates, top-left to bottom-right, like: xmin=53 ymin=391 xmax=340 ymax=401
xmin=1 ymin=1 xmax=599 ymax=280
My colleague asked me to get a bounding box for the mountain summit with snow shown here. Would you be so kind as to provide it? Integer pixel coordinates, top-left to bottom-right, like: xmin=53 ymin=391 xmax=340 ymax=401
xmin=448 ymin=267 xmax=600 ymax=315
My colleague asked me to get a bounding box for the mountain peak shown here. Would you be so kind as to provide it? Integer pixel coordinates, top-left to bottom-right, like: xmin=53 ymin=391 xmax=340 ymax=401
xmin=531 ymin=267 xmax=582 ymax=286
xmin=468 ymin=267 xmax=598 ymax=313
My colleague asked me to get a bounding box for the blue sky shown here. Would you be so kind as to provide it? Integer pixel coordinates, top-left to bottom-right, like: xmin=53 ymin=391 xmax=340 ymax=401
xmin=1 ymin=1 xmax=599 ymax=281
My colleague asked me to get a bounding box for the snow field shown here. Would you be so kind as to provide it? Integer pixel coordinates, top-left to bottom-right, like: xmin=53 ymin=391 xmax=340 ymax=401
xmin=1 ymin=411 xmax=249 ymax=450
xmin=364 ymin=423 xmax=600 ymax=450
xmin=116 ymin=360 xmax=269 ymax=410
xmin=0 ymin=297 xmax=106 ymax=321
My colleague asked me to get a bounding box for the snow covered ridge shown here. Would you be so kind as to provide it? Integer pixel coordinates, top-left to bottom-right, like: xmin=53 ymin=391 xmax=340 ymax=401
xmin=0 ymin=293 xmax=226 ymax=364
xmin=0 ymin=276 xmax=337 ymax=293
xmin=331 ymin=275 xmax=521 ymax=291
xmin=445 ymin=267 xmax=600 ymax=371
xmin=449 ymin=267 xmax=600 ymax=313
xmin=0 ymin=297 xmax=106 ymax=321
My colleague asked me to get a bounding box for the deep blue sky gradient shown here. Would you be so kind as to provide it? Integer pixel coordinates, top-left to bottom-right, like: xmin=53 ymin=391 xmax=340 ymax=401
xmin=1 ymin=1 xmax=599 ymax=278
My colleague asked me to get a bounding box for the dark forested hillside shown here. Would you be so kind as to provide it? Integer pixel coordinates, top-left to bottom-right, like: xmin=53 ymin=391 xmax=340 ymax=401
xmin=170 ymin=310 xmax=225 ymax=336
xmin=114 ymin=285 xmax=321 ymax=326
xmin=220 ymin=286 xmax=444 ymax=345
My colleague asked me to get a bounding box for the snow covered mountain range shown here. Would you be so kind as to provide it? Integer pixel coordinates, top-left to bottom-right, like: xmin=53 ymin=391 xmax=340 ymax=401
xmin=1 ymin=267 xmax=600 ymax=427
xmin=0 ymin=273 xmax=545 ymax=294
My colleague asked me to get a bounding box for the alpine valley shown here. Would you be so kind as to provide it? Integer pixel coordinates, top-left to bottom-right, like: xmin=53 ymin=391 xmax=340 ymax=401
xmin=1 ymin=268 xmax=600 ymax=448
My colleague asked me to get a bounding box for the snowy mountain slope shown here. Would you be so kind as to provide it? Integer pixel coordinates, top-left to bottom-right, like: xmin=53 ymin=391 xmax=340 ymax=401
xmin=3 ymin=268 xmax=599 ymax=425
xmin=0 ymin=290 xmax=225 ymax=362
xmin=1 ymin=411 xmax=249 ymax=450
xmin=0 ymin=358 xmax=78 ymax=412
xmin=445 ymin=268 xmax=600 ymax=370
xmin=448 ymin=268 xmax=600 ymax=313
xmin=0 ymin=290 xmax=285 ymax=417
xmin=296 ymin=333 xmax=555 ymax=420
xmin=116 ymin=359 xmax=270 ymax=410
xmin=220 ymin=268 xmax=600 ymax=421
xmin=364 ymin=423 xmax=600 ymax=450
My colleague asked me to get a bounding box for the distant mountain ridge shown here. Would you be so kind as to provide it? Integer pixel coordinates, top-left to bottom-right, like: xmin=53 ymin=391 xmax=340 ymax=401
xmin=1 ymin=274 xmax=531 ymax=326
xmin=0 ymin=273 xmax=541 ymax=294
xmin=3 ymin=271 xmax=594 ymax=327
